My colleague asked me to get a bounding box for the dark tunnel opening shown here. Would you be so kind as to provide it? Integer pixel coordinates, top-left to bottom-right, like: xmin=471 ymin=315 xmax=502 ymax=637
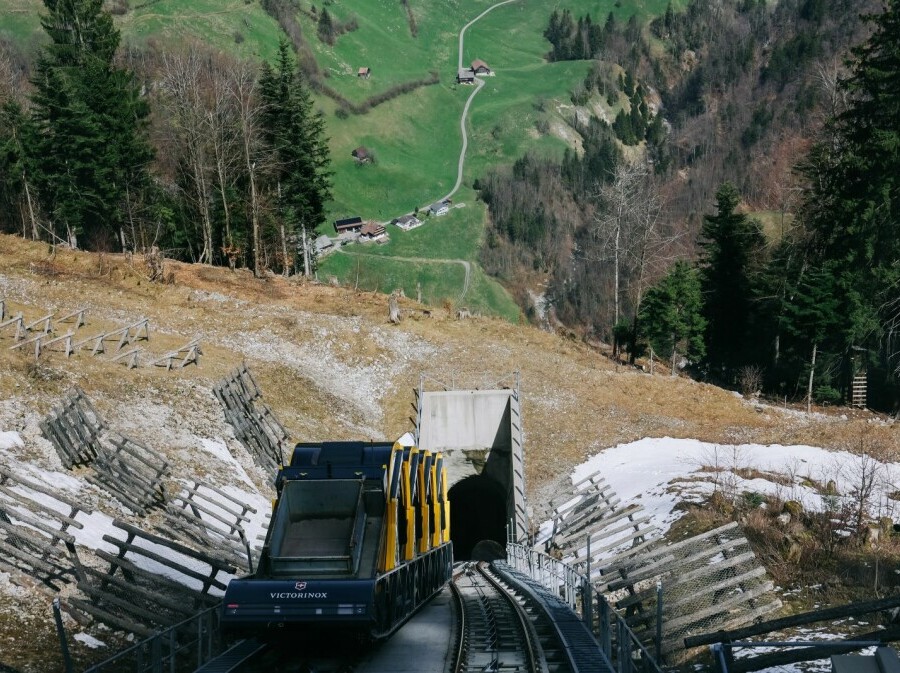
xmin=448 ymin=475 xmax=507 ymax=561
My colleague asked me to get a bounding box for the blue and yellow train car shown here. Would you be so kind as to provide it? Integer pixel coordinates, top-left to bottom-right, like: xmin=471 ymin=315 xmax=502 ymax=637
xmin=221 ymin=441 xmax=452 ymax=639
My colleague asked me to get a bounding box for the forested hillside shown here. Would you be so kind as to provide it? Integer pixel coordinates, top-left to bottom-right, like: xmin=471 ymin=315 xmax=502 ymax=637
xmin=477 ymin=0 xmax=899 ymax=412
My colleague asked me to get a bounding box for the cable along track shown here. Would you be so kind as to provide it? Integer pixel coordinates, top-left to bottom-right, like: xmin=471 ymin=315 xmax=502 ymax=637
xmin=451 ymin=562 xmax=553 ymax=673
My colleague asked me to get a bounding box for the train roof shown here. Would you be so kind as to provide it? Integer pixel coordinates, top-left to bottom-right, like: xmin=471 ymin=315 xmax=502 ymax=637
xmin=279 ymin=441 xmax=396 ymax=483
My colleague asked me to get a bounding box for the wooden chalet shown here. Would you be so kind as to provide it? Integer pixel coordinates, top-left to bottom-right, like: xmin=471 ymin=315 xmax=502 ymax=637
xmin=360 ymin=221 xmax=387 ymax=241
xmin=334 ymin=216 xmax=363 ymax=234
xmin=456 ymin=68 xmax=475 ymax=84
xmin=471 ymin=59 xmax=492 ymax=75
xmin=358 ymin=67 xmax=371 ymax=79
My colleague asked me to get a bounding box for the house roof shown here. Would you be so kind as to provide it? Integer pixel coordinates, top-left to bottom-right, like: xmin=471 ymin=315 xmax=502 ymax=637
xmin=360 ymin=221 xmax=386 ymax=236
xmin=314 ymin=235 xmax=333 ymax=250
xmin=471 ymin=59 xmax=490 ymax=71
xmin=429 ymin=202 xmax=448 ymax=211
xmin=352 ymin=146 xmax=369 ymax=158
xmin=358 ymin=67 xmax=370 ymax=75
xmin=396 ymin=215 xmax=419 ymax=224
xmin=334 ymin=216 xmax=363 ymax=232
xmin=457 ymin=68 xmax=475 ymax=79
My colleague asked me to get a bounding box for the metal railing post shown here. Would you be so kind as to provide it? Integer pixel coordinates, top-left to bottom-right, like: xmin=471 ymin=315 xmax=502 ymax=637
xmin=52 ymin=598 xmax=74 ymax=673
xmin=655 ymin=580 xmax=663 ymax=662
xmin=618 ymin=619 xmax=633 ymax=673
xmin=599 ymin=596 xmax=611 ymax=660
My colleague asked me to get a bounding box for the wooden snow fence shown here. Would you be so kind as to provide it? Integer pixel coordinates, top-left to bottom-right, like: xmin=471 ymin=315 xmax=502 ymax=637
xmin=150 ymin=339 xmax=202 ymax=370
xmin=0 ymin=464 xmax=88 ymax=590
xmin=545 ymin=472 xmax=660 ymax=570
xmin=213 ymin=364 xmax=290 ymax=473
xmin=40 ymin=387 xmax=107 ymax=467
xmin=87 ymin=433 xmax=170 ymax=515
xmin=545 ymin=471 xmax=779 ymax=659
xmin=70 ymin=520 xmax=235 ymax=637
xmin=40 ymin=387 xmax=171 ymax=514
xmin=0 ymin=311 xmax=26 ymax=342
xmin=606 ymin=522 xmax=781 ymax=657
xmin=159 ymin=481 xmax=257 ymax=572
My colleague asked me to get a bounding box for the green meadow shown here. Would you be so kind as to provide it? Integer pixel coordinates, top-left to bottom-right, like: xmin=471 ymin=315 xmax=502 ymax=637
xmin=1 ymin=0 xmax=672 ymax=319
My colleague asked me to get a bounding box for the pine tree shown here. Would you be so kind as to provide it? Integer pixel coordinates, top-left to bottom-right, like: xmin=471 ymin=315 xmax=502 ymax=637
xmin=29 ymin=0 xmax=152 ymax=249
xmin=259 ymin=41 xmax=331 ymax=275
xmin=794 ymin=0 xmax=900 ymax=406
xmin=698 ymin=182 xmax=767 ymax=378
xmin=640 ymin=261 xmax=706 ymax=373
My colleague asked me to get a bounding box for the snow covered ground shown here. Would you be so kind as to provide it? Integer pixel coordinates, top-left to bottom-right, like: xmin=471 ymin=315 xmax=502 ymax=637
xmin=564 ymin=437 xmax=900 ymax=532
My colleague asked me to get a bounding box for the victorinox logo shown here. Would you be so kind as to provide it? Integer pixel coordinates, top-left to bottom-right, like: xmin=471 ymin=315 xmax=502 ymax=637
xmin=294 ymin=581 xmax=307 ymax=591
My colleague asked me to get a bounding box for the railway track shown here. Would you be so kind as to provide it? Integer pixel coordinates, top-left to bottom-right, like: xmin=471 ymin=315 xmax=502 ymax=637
xmin=451 ymin=562 xmax=558 ymax=673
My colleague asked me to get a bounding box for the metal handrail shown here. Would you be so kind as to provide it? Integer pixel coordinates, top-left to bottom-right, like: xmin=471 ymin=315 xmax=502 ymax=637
xmin=506 ymin=542 xmax=664 ymax=673
xmin=83 ymin=605 xmax=223 ymax=673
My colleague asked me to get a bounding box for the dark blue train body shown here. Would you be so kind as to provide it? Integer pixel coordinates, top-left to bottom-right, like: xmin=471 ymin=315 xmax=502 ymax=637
xmin=221 ymin=441 xmax=452 ymax=639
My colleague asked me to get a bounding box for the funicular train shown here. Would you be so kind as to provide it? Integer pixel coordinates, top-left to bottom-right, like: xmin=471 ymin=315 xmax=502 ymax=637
xmin=220 ymin=441 xmax=453 ymax=639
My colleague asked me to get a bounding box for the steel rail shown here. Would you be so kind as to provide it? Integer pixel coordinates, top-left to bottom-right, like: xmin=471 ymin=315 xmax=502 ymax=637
xmin=451 ymin=561 xmax=548 ymax=673
xmin=477 ymin=563 xmax=550 ymax=673
xmin=449 ymin=565 xmax=471 ymax=673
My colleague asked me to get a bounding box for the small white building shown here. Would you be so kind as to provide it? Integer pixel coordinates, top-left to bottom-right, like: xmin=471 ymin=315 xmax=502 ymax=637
xmin=428 ymin=201 xmax=450 ymax=217
xmin=394 ymin=215 xmax=423 ymax=231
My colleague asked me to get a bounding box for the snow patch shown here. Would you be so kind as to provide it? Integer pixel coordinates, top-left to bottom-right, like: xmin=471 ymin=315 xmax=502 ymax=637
xmin=0 ymin=431 xmax=24 ymax=450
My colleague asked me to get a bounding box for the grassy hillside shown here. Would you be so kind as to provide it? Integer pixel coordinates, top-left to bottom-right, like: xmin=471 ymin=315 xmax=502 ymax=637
xmin=0 ymin=0 xmax=672 ymax=319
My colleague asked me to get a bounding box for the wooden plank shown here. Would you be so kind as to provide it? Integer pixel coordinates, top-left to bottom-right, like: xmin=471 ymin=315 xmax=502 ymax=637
xmin=187 ymin=481 xmax=257 ymax=516
xmin=112 ymin=520 xmax=237 ymax=572
xmin=57 ymin=308 xmax=86 ymax=329
xmin=66 ymin=597 xmax=157 ymax=637
xmin=608 ymin=531 xmax=748 ymax=586
xmin=170 ymin=497 xmax=244 ymax=534
xmin=605 ymin=537 xmax=750 ymax=593
xmin=587 ymin=534 xmax=662 ymax=576
xmin=660 ymin=581 xmax=775 ymax=633
xmin=84 ymin=475 xmax=148 ymax=515
xmin=81 ymin=567 xmax=199 ymax=616
xmin=554 ymin=498 xmax=624 ymax=544
xmin=561 ymin=514 xmax=653 ymax=553
xmin=94 ymin=549 xmax=219 ymax=605
xmin=633 ymin=522 xmax=741 ymax=566
xmin=0 ymin=465 xmax=91 ymax=514
xmin=102 ymin=536 xmax=228 ymax=593
xmin=661 ymin=567 xmax=769 ymax=615
xmin=78 ymin=584 xmax=180 ymax=627
xmin=0 ymin=506 xmax=75 ymax=544
xmin=24 ymin=313 xmax=54 ymax=334
xmin=0 ymin=487 xmax=84 ymax=530
xmin=0 ymin=537 xmax=60 ymax=574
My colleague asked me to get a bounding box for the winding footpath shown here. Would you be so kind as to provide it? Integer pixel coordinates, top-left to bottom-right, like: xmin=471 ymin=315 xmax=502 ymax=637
xmin=341 ymin=0 xmax=516 ymax=304
xmin=442 ymin=0 xmax=521 ymax=204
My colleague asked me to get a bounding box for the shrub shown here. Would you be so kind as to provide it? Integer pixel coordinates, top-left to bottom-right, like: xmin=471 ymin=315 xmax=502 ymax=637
xmin=233 ymin=31 xmax=245 ymax=44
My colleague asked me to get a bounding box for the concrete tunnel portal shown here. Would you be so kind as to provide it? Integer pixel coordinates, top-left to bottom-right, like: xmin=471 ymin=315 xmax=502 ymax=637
xmin=448 ymin=475 xmax=507 ymax=560
xmin=415 ymin=380 xmax=527 ymax=561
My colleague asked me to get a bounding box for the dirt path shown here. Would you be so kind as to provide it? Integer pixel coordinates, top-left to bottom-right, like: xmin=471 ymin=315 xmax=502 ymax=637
xmin=440 ymin=0 xmax=520 ymax=205
xmin=335 ymin=249 xmax=472 ymax=302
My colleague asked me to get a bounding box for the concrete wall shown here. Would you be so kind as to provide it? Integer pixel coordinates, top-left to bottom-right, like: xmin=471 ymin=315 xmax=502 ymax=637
xmin=418 ymin=390 xmax=513 ymax=452
xmin=418 ymin=388 xmax=526 ymax=542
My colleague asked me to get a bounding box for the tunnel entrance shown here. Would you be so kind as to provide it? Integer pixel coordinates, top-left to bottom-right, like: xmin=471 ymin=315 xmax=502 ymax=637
xmin=448 ymin=475 xmax=507 ymax=561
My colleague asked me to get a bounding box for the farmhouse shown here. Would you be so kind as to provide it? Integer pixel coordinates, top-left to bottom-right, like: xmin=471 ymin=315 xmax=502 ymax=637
xmin=394 ymin=214 xmax=422 ymax=231
xmin=358 ymin=67 xmax=371 ymax=79
xmin=428 ymin=201 xmax=450 ymax=217
xmin=334 ymin=216 xmax=363 ymax=234
xmin=456 ymin=68 xmax=475 ymax=84
xmin=351 ymin=146 xmax=372 ymax=163
xmin=471 ymin=59 xmax=492 ymax=75
xmin=360 ymin=221 xmax=388 ymax=242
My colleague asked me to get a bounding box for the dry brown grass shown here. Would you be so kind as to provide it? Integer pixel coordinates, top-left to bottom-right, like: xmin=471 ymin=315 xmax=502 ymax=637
xmin=1 ymin=233 xmax=899 ymax=669
xmin=2 ymin=233 xmax=897 ymax=490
